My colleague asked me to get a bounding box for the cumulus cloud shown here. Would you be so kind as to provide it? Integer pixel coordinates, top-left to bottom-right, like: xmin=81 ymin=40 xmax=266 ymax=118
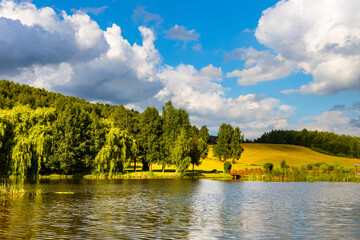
xmin=0 ymin=1 xmax=108 ymax=74
xmin=295 ymin=110 xmax=360 ymax=136
xmin=156 ymin=64 xmax=294 ymax=138
xmin=165 ymin=24 xmax=200 ymax=42
xmin=229 ymin=0 xmax=360 ymax=95
xmin=0 ymin=1 xmax=162 ymax=105
xmin=226 ymin=48 xmax=293 ymax=85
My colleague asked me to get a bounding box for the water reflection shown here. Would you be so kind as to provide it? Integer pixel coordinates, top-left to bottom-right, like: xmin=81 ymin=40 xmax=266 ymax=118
xmin=0 ymin=179 xmax=360 ymax=239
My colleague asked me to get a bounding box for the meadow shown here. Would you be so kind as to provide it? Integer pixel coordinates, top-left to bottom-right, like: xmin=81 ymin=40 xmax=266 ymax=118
xmin=187 ymin=143 xmax=360 ymax=172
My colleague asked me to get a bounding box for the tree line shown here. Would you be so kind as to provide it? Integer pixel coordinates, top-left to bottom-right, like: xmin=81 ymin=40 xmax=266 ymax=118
xmin=0 ymin=80 xmax=244 ymax=177
xmin=255 ymin=129 xmax=360 ymax=158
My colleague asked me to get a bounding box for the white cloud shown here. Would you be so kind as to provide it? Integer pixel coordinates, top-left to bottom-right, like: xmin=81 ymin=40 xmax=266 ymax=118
xmin=0 ymin=0 xmax=108 ymax=74
xmin=165 ymin=24 xmax=200 ymax=42
xmin=229 ymin=0 xmax=360 ymax=95
xmin=295 ymin=110 xmax=360 ymax=136
xmin=226 ymin=48 xmax=293 ymax=85
xmin=0 ymin=1 xmax=162 ymax=105
xmin=157 ymin=64 xmax=294 ymax=138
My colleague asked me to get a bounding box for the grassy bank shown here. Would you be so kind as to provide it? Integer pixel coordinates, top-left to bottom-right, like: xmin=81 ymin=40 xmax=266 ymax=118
xmin=3 ymin=143 xmax=360 ymax=181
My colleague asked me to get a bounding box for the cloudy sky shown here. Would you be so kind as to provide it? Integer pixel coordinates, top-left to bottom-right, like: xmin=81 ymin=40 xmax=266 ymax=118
xmin=1 ymin=0 xmax=360 ymax=138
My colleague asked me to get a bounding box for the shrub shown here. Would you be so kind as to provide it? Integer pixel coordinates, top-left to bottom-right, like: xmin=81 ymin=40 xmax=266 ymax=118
xmin=224 ymin=161 xmax=232 ymax=173
xmin=263 ymin=163 xmax=274 ymax=174
xmin=307 ymin=164 xmax=313 ymax=170
xmin=280 ymin=160 xmax=286 ymax=169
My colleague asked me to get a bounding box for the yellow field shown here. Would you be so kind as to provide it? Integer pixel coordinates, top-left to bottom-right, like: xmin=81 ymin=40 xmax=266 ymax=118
xmin=191 ymin=143 xmax=360 ymax=172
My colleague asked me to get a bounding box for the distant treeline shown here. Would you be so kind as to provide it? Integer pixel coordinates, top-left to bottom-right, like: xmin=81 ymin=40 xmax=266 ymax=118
xmin=0 ymin=80 xmax=243 ymax=177
xmin=255 ymin=129 xmax=360 ymax=158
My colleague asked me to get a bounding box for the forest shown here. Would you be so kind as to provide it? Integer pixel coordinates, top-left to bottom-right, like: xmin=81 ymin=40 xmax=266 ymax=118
xmin=0 ymin=80 xmax=243 ymax=177
xmin=255 ymin=129 xmax=360 ymax=158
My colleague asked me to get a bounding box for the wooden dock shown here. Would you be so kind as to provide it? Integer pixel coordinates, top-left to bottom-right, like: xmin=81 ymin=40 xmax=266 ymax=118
xmin=229 ymin=169 xmax=265 ymax=179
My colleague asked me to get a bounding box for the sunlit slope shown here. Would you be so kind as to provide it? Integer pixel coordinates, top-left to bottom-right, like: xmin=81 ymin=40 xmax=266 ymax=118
xmin=240 ymin=143 xmax=359 ymax=168
xmin=192 ymin=143 xmax=360 ymax=172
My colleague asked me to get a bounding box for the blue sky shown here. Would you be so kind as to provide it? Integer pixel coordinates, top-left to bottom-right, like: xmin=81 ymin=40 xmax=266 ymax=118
xmin=1 ymin=0 xmax=360 ymax=138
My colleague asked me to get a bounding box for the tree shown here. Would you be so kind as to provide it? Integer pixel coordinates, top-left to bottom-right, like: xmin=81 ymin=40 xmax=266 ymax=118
xmin=94 ymin=128 xmax=137 ymax=176
xmin=224 ymin=161 xmax=232 ymax=173
xmin=48 ymin=104 xmax=92 ymax=174
xmin=199 ymin=125 xmax=210 ymax=143
xmin=214 ymin=123 xmax=234 ymax=161
xmin=171 ymin=128 xmax=191 ymax=175
xmin=138 ymin=107 xmax=163 ymax=171
xmin=230 ymin=127 xmax=244 ymax=163
xmin=1 ymin=106 xmax=55 ymax=177
xmin=161 ymin=101 xmax=191 ymax=171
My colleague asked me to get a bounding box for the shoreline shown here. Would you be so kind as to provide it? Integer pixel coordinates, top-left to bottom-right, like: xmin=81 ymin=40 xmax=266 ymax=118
xmin=2 ymin=172 xmax=359 ymax=182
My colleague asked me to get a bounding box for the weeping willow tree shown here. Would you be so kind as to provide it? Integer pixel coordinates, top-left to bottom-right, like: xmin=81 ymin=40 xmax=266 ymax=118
xmin=171 ymin=128 xmax=191 ymax=175
xmin=94 ymin=128 xmax=137 ymax=177
xmin=0 ymin=106 xmax=55 ymax=177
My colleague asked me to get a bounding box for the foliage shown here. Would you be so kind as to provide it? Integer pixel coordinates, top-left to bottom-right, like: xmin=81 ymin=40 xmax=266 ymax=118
xmin=214 ymin=123 xmax=244 ymax=162
xmin=280 ymin=160 xmax=289 ymax=169
xmin=214 ymin=123 xmax=233 ymax=161
xmin=224 ymin=161 xmax=232 ymax=173
xmin=231 ymin=127 xmax=244 ymax=163
xmin=263 ymin=164 xmax=358 ymax=182
xmin=94 ymin=128 xmax=137 ymax=176
xmin=138 ymin=107 xmax=163 ymax=169
xmin=171 ymin=128 xmax=191 ymax=175
xmin=199 ymin=125 xmax=210 ymax=143
xmin=263 ymin=163 xmax=274 ymax=174
xmin=161 ymin=100 xmax=191 ymax=171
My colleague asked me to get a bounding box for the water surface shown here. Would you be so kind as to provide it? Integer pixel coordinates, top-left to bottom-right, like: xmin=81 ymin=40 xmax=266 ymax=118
xmin=1 ymin=179 xmax=360 ymax=239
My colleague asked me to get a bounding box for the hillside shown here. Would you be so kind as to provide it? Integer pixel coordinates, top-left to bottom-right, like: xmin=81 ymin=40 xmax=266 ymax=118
xmin=190 ymin=143 xmax=360 ymax=172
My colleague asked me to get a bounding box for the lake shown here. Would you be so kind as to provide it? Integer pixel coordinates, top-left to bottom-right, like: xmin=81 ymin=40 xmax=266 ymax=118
xmin=1 ymin=179 xmax=360 ymax=239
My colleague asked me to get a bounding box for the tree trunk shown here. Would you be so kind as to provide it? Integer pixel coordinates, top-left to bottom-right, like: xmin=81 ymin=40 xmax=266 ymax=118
xmin=162 ymin=163 xmax=166 ymax=173
xmin=133 ymin=159 xmax=136 ymax=172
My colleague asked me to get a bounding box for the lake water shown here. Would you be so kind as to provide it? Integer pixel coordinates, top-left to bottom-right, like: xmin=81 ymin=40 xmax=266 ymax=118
xmin=1 ymin=179 xmax=360 ymax=239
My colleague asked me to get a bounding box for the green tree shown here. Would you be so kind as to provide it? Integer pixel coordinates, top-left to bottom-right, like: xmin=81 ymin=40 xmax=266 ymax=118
xmin=161 ymin=101 xmax=191 ymax=171
xmin=0 ymin=106 xmax=55 ymax=177
xmin=94 ymin=128 xmax=137 ymax=176
xmin=171 ymin=128 xmax=191 ymax=175
xmin=199 ymin=125 xmax=210 ymax=143
xmin=138 ymin=107 xmax=163 ymax=171
xmin=48 ymin=104 xmax=92 ymax=174
xmin=224 ymin=161 xmax=232 ymax=173
xmin=214 ymin=123 xmax=234 ymax=161
xmin=230 ymin=127 xmax=244 ymax=163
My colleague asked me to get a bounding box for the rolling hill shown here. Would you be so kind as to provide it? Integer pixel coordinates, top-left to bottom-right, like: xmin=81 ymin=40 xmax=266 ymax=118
xmin=190 ymin=143 xmax=360 ymax=172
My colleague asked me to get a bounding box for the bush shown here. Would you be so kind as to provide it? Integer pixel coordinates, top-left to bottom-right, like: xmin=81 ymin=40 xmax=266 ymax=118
xmin=280 ymin=160 xmax=286 ymax=169
xmin=263 ymin=163 xmax=274 ymax=173
xmin=224 ymin=161 xmax=232 ymax=173
xmin=307 ymin=164 xmax=313 ymax=170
